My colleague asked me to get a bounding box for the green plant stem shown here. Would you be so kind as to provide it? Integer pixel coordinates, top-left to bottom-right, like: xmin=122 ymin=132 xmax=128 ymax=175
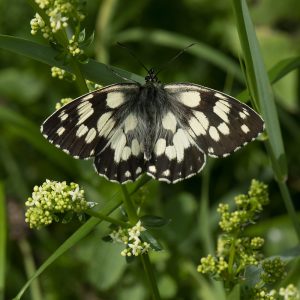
xmin=140 ymin=254 xmax=161 ymax=300
xmin=19 ymin=239 xmax=42 ymax=300
xmin=69 ymin=59 xmax=89 ymax=94
xmin=227 ymin=239 xmax=236 ymax=276
xmin=120 ymin=185 xmax=161 ymax=300
xmin=199 ymin=163 xmax=214 ymax=254
xmin=120 ymin=185 xmax=139 ymax=223
xmin=86 ymin=209 xmax=129 ymax=227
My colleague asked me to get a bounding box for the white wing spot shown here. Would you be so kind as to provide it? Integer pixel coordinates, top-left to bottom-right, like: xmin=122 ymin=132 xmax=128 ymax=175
xmin=162 ymin=169 xmax=170 ymax=176
xmin=149 ymin=165 xmax=156 ymax=173
xmin=179 ymin=91 xmax=201 ymax=107
xmin=63 ymin=149 xmax=70 ymax=154
xmin=154 ymin=138 xmax=166 ymax=156
xmin=208 ymin=147 xmax=214 ymax=153
xmin=110 ymin=130 xmax=127 ymax=163
xmin=125 ymin=170 xmax=131 ymax=177
xmin=173 ymin=129 xmax=190 ymax=162
xmin=82 ymin=94 xmax=94 ymax=100
xmin=97 ymin=112 xmax=112 ymax=132
xmin=76 ymin=124 xmax=89 ymax=137
xmin=106 ymin=92 xmax=125 ymax=108
xmin=239 ymin=111 xmax=247 ymax=119
xmin=90 ymin=149 xmax=95 ymax=156
xmin=122 ymin=146 xmax=131 ymax=160
xmin=77 ymin=102 xmax=94 ymax=125
xmin=165 ymin=146 xmax=176 ymax=160
xmin=131 ymin=139 xmax=140 ymax=156
xmin=59 ymin=111 xmax=68 ymax=121
xmin=193 ymin=111 xmax=209 ymax=130
xmin=124 ymin=114 xmax=138 ymax=133
xmin=243 ymin=108 xmax=250 ymax=116
xmin=56 ymin=127 xmax=65 ymax=136
xmin=241 ymin=124 xmax=250 ymax=133
xmin=162 ymin=112 xmax=177 ymax=133
xmin=217 ymin=122 xmax=230 ymax=135
xmin=213 ymin=102 xmax=229 ymax=123
xmin=85 ymin=128 xmax=97 ymax=143
xmin=209 ymin=126 xmax=220 ymax=141
xmin=214 ymin=92 xmax=228 ymax=100
xmin=136 ymin=167 xmax=142 ymax=174
xmin=189 ymin=117 xmax=206 ymax=135
xmin=99 ymin=118 xmax=115 ymax=138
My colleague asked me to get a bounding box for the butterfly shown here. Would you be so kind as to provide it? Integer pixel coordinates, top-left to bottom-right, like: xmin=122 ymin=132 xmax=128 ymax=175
xmin=41 ymin=68 xmax=264 ymax=184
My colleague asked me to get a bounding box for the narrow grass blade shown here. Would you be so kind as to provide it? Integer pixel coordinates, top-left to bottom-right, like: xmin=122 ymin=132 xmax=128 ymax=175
xmin=14 ymin=196 xmax=122 ymax=300
xmin=232 ymin=0 xmax=300 ymax=239
xmin=232 ymin=0 xmax=286 ymax=180
xmin=115 ymin=28 xmax=244 ymax=82
xmin=14 ymin=178 xmax=150 ymax=299
xmin=238 ymin=56 xmax=300 ymax=101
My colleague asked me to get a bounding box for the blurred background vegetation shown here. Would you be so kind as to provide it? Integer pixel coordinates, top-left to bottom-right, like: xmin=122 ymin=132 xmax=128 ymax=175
xmin=0 ymin=0 xmax=300 ymax=299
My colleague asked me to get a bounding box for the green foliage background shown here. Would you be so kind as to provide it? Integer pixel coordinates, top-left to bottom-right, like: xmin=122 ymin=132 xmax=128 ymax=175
xmin=0 ymin=0 xmax=300 ymax=299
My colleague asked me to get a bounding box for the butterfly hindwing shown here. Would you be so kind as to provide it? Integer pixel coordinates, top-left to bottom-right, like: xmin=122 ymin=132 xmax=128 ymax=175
xmin=146 ymin=127 xmax=206 ymax=183
xmin=164 ymin=83 xmax=264 ymax=157
xmin=94 ymin=112 xmax=147 ymax=183
xmin=41 ymin=74 xmax=264 ymax=184
xmin=41 ymin=83 xmax=149 ymax=183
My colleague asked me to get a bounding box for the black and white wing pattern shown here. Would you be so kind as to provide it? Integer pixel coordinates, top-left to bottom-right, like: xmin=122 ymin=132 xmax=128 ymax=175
xmin=41 ymin=83 xmax=146 ymax=183
xmin=145 ymin=116 xmax=206 ymax=183
xmin=164 ymin=83 xmax=264 ymax=158
xmin=41 ymin=77 xmax=264 ymax=184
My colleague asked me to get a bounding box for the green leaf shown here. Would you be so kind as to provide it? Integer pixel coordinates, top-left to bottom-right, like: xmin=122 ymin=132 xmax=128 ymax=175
xmin=78 ymin=239 xmax=127 ymax=291
xmin=232 ymin=0 xmax=287 ymax=180
xmin=268 ymin=56 xmax=300 ymax=84
xmin=0 ymin=34 xmax=144 ymax=85
xmin=237 ymin=56 xmax=300 ymax=102
xmin=78 ymin=28 xmax=86 ymax=43
xmin=140 ymin=231 xmax=163 ymax=251
xmin=141 ymin=215 xmax=170 ymax=228
xmin=14 ymin=196 xmax=122 ymax=300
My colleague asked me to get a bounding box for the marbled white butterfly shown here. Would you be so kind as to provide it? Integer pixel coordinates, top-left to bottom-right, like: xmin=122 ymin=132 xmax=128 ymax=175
xmin=41 ymin=68 xmax=264 ymax=184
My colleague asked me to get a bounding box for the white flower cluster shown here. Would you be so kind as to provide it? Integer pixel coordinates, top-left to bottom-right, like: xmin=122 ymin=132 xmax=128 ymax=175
xmin=55 ymin=97 xmax=72 ymax=110
xmin=25 ymin=180 xmax=91 ymax=228
xmin=30 ymin=0 xmax=85 ymax=39
xmin=110 ymin=221 xmax=150 ymax=257
xmin=68 ymin=35 xmax=84 ymax=56
xmin=279 ymin=284 xmax=300 ymax=300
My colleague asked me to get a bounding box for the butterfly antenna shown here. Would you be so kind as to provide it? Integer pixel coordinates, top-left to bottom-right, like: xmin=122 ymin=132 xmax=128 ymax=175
xmin=155 ymin=43 xmax=197 ymax=76
xmin=117 ymin=42 xmax=149 ymax=73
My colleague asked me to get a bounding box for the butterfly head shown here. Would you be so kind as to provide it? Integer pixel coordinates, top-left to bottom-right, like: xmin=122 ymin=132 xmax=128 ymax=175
xmin=145 ymin=68 xmax=160 ymax=84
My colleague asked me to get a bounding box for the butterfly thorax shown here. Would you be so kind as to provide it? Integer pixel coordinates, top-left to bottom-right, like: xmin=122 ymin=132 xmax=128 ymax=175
xmin=135 ymin=81 xmax=168 ymax=160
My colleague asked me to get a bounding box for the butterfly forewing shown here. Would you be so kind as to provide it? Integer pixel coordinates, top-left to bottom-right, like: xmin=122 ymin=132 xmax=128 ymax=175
xmin=164 ymin=83 xmax=264 ymax=158
xmin=41 ymin=73 xmax=264 ymax=184
xmin=41 ymin=83 xmax=149 ymax=183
